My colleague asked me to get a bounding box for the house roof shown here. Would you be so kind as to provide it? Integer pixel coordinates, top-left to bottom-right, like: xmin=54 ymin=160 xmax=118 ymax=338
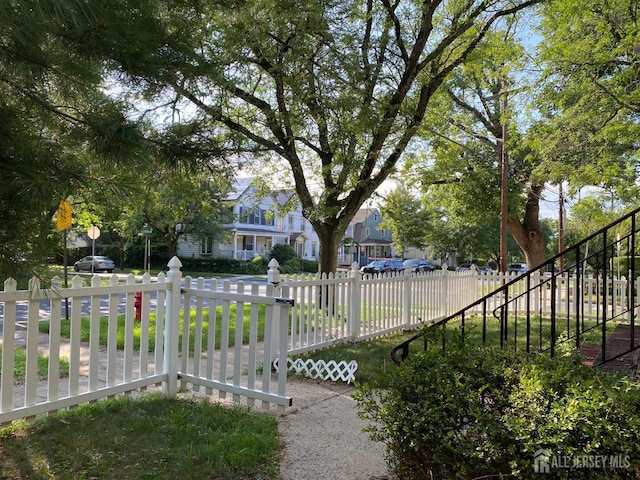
xmin=227 ymin=177 xmax=295 ymax=207
xmin=351 ymin=207 xmax=378 ymax=224
xmin=226 ymin=177 xmax=254 ymax=201
xmin=225 ymin=226 xmax=288 ymax=235
xmin=290 ymin=232 xmax=308 ymax=243
xmin=359 ymin=238 xmax=392 ymax=246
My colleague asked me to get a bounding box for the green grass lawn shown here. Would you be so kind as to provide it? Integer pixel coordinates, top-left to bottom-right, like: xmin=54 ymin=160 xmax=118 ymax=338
xmin=1 ymin=310 xmax=621 ymax=480
xmin=294 ymin=314 xmax=620 ymax=383
xmin=0 ymin=345 xmax=70 ymax=383
xmin=38 ymin=304 xmax=268 ymax=354
xmin=0 ymin=393 xmax=279 ymax=480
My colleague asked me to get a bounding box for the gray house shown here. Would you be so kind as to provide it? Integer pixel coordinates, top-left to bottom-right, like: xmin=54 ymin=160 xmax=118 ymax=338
xmin=339 ymin=207 xmax=396 ymax=266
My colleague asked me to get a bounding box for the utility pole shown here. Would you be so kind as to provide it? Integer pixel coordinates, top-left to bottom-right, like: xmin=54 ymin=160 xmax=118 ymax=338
xmin=558 ymin=183 xmax=565 ymax=271
xmin=499 ymin=90 xmax=508 ymax=273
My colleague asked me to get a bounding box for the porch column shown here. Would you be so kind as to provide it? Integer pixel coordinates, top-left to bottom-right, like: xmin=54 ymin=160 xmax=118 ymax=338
xmin=232 ymin=231 xmax=238 ymax=259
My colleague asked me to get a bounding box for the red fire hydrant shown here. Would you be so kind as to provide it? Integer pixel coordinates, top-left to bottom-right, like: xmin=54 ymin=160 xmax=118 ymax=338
xmin=134 ymin=292 xmax=142 ymax=321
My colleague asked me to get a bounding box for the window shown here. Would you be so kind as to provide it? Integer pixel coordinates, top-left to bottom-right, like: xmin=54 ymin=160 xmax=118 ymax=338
xmin=263 ymin=210 xmax=274 ymax=226
xmin=201 ymin=237 xmax=214 ymax=255
xmin=242 ymin=236 xmax=254 ymax=250
xmin=288 ymin=215 xmax=294 ymax=231
xmin=239 ymin=206 xmax=252 ymax=223
xmin=311 ymin=242 xmax=317 ymax=258
xmin=373 ymin=212 xmax=378 ymax=221
xmin=364 ymin=227 xmax=370 ymax=238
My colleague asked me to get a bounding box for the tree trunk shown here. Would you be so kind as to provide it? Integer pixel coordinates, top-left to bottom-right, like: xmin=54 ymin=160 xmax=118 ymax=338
xmin=316 ymin=226 xmax=342 ymax=274
xmin=508 ymin=183 xmax=547 ymax=270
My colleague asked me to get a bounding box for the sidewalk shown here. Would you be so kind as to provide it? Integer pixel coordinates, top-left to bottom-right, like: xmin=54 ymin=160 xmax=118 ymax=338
xmin=277 ymin=379 xmax=390 ymax=480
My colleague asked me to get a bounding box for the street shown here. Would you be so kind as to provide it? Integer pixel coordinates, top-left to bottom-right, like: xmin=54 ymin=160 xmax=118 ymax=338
xmin=0 ymin=273 xmax=270 ymax=331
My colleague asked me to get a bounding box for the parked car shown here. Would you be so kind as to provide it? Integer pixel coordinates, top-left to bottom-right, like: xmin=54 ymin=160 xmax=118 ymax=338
xmin=456 ymin=262 xmax=474 ymax=272
xmin=361 ymin=260 xmax=404 ymax=274
xmin=508 ymin=262 xmax=527 ymax=274
xmin=73 ymin=255 xmax=115 ymax=273
xmin=403 ymin=259 xmax=436 ymax=273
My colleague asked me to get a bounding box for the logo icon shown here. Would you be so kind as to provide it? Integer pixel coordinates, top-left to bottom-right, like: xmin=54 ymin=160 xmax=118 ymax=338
xmin=534 ymin=449 xmax=551 ymax=474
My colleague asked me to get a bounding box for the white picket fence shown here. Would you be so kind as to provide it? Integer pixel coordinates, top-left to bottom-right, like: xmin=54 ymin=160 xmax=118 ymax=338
xmin=282 ymin=263 xmax=478 ymax=354
xmin=4 ymin=257 xmax=630 ymax=426
xmin=0 ymin=257 xmax=293 ymax=425
xmin=473 ymin=270 xmax=638 ymax=322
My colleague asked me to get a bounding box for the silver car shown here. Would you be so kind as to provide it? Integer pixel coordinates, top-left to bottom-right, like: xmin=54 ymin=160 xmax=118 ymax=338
xmin=73 ymin=255 xmax=115 ymax=273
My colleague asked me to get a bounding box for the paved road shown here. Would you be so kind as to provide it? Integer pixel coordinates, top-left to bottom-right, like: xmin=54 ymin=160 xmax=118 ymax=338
xmin=0 ymin=273 xmax=270 ymax=330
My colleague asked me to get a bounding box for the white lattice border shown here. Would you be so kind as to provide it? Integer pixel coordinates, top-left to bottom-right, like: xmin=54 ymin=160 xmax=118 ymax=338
xmin=273 ymin=358 xmax=358 ymax=384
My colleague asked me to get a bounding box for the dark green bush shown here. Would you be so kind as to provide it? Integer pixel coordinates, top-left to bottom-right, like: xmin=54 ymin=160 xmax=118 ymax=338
xmin=355 ymin=343 xmax=640 ymax=479
xmin=174 ymin=256 xmax=267 ymax=275
xmin=280 ymin=258 xmax=302 ymax=274
xmin=244 ymin=255 xmax=269 ymax=274
xmin=301 ymin=259 xmax=319 ymax=273
xmin=269 ymin=243 xmax=297 ymax=265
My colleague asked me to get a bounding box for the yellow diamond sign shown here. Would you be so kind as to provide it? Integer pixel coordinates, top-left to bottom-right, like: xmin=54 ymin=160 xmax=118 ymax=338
xmin=56 ymin=200 xmax=72 ymax=232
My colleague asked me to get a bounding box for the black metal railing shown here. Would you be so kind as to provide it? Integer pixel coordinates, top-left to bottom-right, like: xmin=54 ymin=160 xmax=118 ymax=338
xmin=391 ymin=207 xmax=640 ymax=366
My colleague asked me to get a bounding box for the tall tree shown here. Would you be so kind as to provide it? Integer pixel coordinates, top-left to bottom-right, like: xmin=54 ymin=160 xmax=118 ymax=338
xmin=530 ymin=0 xmax=640 ymax=209
xmin=410 ymin=23 xmax=551 ymax=269
xmin=70 ymin=159 xmax=231 ymax=264
xmin=117 ymin=163 xmax=231 ymax=259
xmin=378 ymin=187 xmax=431 ymax=256
xmin=70 ymin=0 xmax=543 ymax=273
xmin=0 ymin=1 xmax=145 ymax=278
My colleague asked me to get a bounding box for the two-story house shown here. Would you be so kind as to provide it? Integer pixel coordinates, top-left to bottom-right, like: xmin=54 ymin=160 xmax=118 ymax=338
xmin=176 ymin=178 xmax=320 ymax=261
xmin=339 ymin=207 xmax=397 ymax=266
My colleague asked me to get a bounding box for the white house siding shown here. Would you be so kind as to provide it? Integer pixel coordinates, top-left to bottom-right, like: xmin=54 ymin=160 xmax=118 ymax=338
xmin=176 ymin=178 xmax=321 ymax=261
xmin=177 ymin=236 xmax=202 ymax=258
xmin=175 ymin=235 xmax=222 ymax=259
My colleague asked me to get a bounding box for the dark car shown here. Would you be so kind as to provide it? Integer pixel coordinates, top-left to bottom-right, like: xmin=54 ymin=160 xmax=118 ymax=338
xmin=73 ymin=255 xmax=115 ymax=273
xmin=361 ymin=260 xmax=404 ymax=274
xmin=403 ymin=259 xmax=436 ymax=273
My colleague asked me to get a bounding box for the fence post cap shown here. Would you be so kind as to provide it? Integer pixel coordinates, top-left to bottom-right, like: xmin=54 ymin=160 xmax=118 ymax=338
xmin=167 ymin=256 xmax=183 ymax=269
xmin=268 ymin=258 xmax=281 ymax=285
xmin=268 ymin=258 xmax=280 ymax=268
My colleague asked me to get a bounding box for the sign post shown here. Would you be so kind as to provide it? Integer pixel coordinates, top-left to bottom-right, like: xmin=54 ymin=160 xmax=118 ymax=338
xmin=141 ymin=224 xmax=152 ymax=272
xmin=87 ymin=226 xmax=101 ymax=273
xmin=56 ymin=200 xmax=72 ymax=319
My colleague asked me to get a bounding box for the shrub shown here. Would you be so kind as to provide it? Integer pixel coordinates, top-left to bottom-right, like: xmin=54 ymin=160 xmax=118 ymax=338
xmin=280 ymin=258 xmax=302 ymax=274
xmin=269 ymin=243 xmax=297 ymax=265
xmin=245 ymin=255 xmax=269 ymax=274
xmin=355 ymin=343 xmax=640 ymax=479
xmin=301 ymin=259 xmax=319 ymax=273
